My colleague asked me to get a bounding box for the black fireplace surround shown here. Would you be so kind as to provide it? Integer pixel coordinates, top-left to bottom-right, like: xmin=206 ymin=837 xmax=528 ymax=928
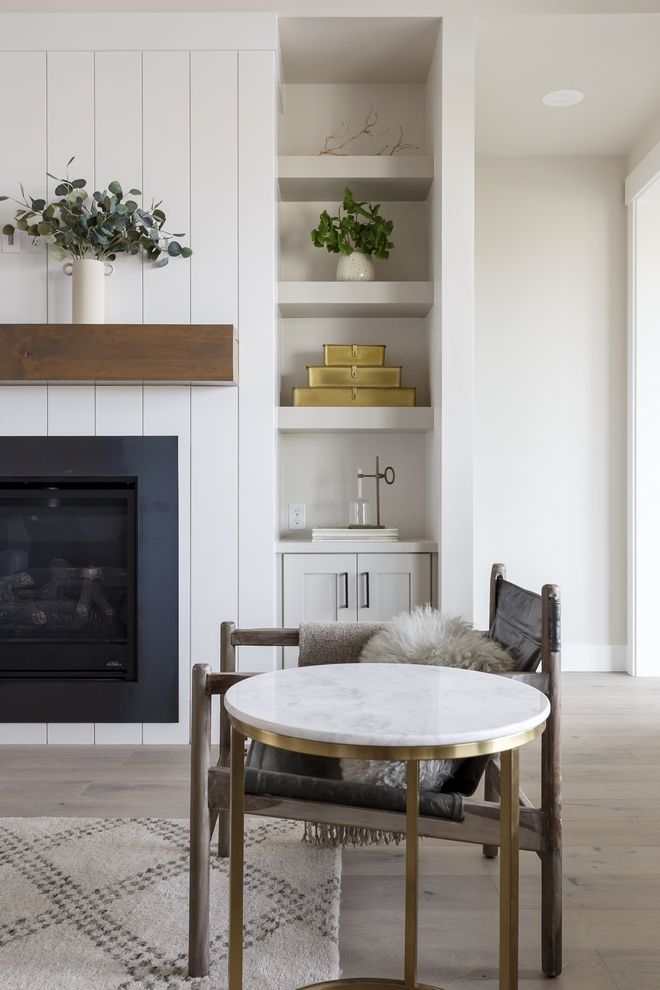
xmin=0 ymin=436 xmax=178 ymax=723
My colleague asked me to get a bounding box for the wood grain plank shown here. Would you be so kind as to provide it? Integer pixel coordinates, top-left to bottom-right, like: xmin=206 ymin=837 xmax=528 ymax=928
xmin=142 ymin=52 xmax=190 ymax=325
xmin=47 ymin=385 xmax=95 ymax=436
xmin=94 ymin=51 xmax=143 ymax=324
xmin=237 ymin=51 xmax=278 ymax=671
xmin=190 ymin=51 xmax=237 ymax=327
xmin=47 ymin=52 xmax=95 ymax=323
xmin=0 ymin=52 xmax=47 ymax=324
xmin=0 ymin=324 xmax=237 ymax=383
xmin=95 ymin=385 xmax=143 ymax=436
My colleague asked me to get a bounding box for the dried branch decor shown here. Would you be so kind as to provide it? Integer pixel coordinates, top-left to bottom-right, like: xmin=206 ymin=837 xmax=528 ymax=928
xmin=315 ymin=107 xmax=419 ymax=157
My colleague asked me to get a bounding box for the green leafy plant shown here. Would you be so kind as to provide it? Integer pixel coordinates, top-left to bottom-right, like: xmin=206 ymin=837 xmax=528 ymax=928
xmin=310 ymin=187 xmax=394 ymax=260
xmin=0 ymin=157 xmax=191 ymax=267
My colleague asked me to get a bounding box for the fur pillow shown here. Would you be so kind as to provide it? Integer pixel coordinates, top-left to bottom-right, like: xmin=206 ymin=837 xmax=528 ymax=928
xmin=341 ymin=606 xmax=514 ymax=792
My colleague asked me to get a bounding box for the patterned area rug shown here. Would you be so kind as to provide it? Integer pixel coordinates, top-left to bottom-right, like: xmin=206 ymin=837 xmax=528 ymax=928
xmin=0 ymin=817 xmax=341 ymax=990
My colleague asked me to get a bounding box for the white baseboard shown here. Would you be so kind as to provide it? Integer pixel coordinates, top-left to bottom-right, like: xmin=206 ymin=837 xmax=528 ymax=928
xmin=562 ymin=644 xmax=627 ymax=672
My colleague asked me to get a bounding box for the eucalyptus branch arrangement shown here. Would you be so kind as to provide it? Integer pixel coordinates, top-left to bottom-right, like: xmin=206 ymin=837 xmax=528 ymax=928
xmin=0 ymin=158 xmax=191 ymax=267
xmin=310 ymin=187 xmax=394 ymax=260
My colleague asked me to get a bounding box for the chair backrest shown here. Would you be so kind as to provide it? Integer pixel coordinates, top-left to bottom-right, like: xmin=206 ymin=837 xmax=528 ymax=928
xmin=488 ymin=562 xmax=561 ymax=679
xmin=490 ymin=579 xmax=543 ymax=672
xmin=218 ymin=564 xmax=561 ymax=798
xmin=446 ymin=564 xmax=560 ymax=796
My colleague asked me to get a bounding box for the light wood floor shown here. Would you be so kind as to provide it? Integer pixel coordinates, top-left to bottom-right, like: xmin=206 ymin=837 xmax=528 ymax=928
xmin=1 ymin=673 xmax=659 ymax=990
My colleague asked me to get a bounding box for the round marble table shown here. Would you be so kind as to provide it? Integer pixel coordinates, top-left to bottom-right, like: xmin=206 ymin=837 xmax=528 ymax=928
xmin=224 ymin=663 xmax=550 ymax=990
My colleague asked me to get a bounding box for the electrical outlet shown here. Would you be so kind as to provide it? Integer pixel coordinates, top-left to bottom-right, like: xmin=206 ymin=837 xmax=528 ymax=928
xmin=0 ymin=229 xmax=20 ymax=254
xmin=22 ymin=235 xmax=45 ymax=254
xmin=288 ymin=503 xmax=306 ymax=530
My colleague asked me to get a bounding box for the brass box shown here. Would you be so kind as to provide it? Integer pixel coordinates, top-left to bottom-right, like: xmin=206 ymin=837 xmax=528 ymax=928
xmin=307 ymin=365 xmax=402 ymax=388
xmin=323 ymin=344 xmax=385 ymax=367
xmin=293 ymin=386 xmax=416 ymax=407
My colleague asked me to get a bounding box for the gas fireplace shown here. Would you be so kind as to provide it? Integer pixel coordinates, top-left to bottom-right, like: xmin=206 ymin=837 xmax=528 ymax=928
xmin=0 ymin=436 xmax=178 ymax=723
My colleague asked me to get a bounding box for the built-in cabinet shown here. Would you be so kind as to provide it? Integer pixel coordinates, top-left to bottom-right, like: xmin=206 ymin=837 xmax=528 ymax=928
xmin=282 ymin=551 xmax=432 ymax=623
xmin=281 ymin=548 xmax=432 ymax=666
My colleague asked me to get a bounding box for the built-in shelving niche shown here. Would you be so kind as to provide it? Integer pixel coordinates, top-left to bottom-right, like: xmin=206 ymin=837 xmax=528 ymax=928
xmin=277 ymin=37 xmax=440 ymax=541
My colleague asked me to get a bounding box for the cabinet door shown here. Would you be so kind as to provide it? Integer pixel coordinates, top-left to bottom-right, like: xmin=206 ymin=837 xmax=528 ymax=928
xmin=282 ymin=553 xmax=358 ymax=667
xmin=283 ymin=553 xmax=358 ymax=624
xmin=357 ymin=553 xmax=431 ymax=621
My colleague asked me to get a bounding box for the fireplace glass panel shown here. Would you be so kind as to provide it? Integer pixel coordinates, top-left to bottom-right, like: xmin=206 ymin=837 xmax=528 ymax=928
xmin=0 ymin=481 xmax=136 ymax=677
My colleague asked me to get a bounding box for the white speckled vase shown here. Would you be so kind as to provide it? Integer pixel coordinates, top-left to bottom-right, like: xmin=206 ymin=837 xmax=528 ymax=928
xmin=336 ymin=250 xmax=375 ymax=282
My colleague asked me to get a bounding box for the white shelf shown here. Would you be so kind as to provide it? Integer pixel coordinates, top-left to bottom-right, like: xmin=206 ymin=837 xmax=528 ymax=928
xmin=278 ymin=406 xmax=434 ymax=434
xmin=278 ymin=155 xmax=434 ymax=202
xmin=277 ymin=539 xmax=438 ymax=553
xmin=278 ymin=281 xmax=433 ymax=318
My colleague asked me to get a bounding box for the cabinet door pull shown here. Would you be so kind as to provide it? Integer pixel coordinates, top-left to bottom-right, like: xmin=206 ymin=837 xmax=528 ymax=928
xmin=360 ymin=571 xmax=370 ymax=609
xmin=337 ymin=571 xmax=349 ymax=610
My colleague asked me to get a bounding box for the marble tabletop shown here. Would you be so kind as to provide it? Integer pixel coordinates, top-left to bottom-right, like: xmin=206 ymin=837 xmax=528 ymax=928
xmin=224 ymin=663 xmax=550 ymax=750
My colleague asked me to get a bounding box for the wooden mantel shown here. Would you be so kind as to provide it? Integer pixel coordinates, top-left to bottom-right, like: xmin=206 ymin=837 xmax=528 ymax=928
xmin=0 ymin=324 xmax=238 ymax=385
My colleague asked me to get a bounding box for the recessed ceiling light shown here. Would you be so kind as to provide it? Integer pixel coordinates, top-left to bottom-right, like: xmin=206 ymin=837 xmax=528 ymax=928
xmin=542 ymin=89 xmax=585 ymax=108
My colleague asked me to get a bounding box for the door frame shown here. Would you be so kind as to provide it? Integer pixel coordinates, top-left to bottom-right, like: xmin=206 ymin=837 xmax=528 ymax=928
xmin=625 ymin=141 xmax=660 ymax=675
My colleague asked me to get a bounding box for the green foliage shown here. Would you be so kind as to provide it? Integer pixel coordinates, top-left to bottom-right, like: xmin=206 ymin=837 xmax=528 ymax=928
xmin=0 ymin=158 xmax=192 ymax=267
xmin=310 ymin=187 xmax=394 ymax=260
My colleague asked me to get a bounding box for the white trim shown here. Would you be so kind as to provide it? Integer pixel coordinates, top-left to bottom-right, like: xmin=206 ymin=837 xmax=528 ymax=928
xmin=562 ymin=645 xmax=627 ymax=673
xmin=47 ymin=724 xmax=95 ymax=745
xmin=276 ymin=540 xmax=438 ymax=553
xmin=626 ymin=138 xmax=660 ymax=204
xmin=438 ymin=15 xmax=476 ymax=618
xmin=0 ymin=13 xmax=277 ymax=52
xmin=627 ymin=199 xmax=637 ymax=676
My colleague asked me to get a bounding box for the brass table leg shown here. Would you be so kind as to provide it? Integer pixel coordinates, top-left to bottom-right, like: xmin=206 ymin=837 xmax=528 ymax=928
xmin=229 ymin=725 xmax=245 ymax=990
xmin=499 ymin=747 xmax=520 ymax=990
xmin=404 ymin=759 xmax=420 ymax=989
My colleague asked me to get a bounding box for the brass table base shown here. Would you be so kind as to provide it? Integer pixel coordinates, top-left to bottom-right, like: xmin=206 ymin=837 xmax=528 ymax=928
xmin=227 ymin=726 xmax=522 ymax=990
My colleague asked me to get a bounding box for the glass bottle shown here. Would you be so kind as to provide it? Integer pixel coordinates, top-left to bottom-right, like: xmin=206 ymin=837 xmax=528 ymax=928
xmin=349 ymin=470 xmax=371 ymax=527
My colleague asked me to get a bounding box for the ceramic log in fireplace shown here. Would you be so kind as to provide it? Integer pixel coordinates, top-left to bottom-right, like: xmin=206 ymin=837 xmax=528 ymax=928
xmin=0 ymin=437 xmax=178 ymax=723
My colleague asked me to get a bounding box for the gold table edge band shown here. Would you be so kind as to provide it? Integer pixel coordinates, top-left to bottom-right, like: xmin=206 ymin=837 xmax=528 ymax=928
xmin=227 ymin=715 xmax=546 ymax=761
xmin=295 ymin=981 xmax=442 ymax=990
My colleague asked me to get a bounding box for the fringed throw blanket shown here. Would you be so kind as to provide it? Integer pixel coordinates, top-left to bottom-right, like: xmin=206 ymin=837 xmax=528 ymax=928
xmin=304 ymin=822 xmax=403 ymax=847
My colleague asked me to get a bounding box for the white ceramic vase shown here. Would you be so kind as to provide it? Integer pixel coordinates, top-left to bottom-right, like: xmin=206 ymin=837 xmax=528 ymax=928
xmin=336 ymin=250 xmax=375 ymax=282
xmin=63 ymin=259 xmax=114 ymax=324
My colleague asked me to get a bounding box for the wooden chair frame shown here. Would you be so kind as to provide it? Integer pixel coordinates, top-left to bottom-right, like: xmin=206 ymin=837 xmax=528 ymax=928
xmin=189 ymin=564 xmax=562 ymax=979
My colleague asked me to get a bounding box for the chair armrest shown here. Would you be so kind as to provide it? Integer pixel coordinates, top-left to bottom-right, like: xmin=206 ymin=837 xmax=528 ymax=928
xmin=206 ymin=671 xmax=260 ymax=695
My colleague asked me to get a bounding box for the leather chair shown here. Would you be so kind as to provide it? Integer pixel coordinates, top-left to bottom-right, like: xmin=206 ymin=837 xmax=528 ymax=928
xmin=189 ymin=564 xmax=562 ymax=978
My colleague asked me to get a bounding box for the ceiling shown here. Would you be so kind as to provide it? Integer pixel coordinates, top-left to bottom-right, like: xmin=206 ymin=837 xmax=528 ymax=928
xmin=476 ymin=14 xmax=660 ymax=156
xmin=4 ymin=0 xmax=660 ymax=11
xmin=278 ymin=17 xmax=440 ymax=83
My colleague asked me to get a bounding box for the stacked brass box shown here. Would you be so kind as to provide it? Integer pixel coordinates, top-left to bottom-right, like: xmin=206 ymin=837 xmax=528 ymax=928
xmin=293 ymin=344 xmax=416 ymax=407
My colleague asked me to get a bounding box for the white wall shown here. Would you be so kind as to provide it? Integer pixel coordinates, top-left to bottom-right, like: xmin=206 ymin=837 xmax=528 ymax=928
xmin=474 ymin=156 xmax=627 ymax=670
xmin=0 ymin=16 xmax=279 ymax=742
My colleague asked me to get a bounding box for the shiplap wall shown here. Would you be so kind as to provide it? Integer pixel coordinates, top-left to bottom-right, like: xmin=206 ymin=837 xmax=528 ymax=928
xmin=0 ymin=16 xmax=279 ymax=743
